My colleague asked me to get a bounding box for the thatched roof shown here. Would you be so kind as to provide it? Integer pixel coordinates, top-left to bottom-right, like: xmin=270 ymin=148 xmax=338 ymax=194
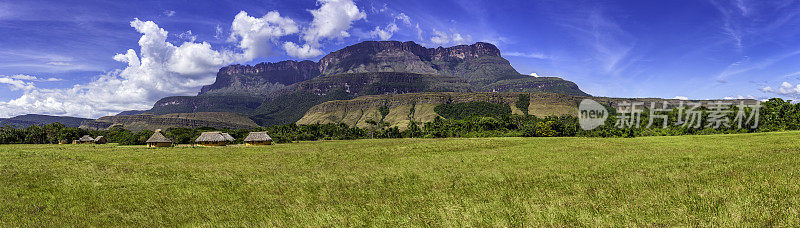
xmin=244 ymin=132 xmax=273 ymax=142
xmin=79 ymin=135 xmax=94 ymax=142
xmin=222 ymin=133 xmax=235 ymax=141
xmin=195 ymin=132 xmax=234 ymax=142
xmin=94 ymin=136 xmax=107 ymax=143
xmin=146 ymin=130 xmax=172 ymax=143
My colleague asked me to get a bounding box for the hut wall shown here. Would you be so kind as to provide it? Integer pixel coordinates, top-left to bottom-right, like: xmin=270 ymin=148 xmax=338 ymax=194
xmin=197 ymin=142 xmax=227 ymax=146
xmin=148 ymin=142 xmax=172 ymax=147
xmin=246 ymin=141 xmax=272 ymax=146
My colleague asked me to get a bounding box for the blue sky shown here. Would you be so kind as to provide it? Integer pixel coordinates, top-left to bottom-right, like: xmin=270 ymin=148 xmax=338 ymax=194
xmin=1 ymin=0 xmax=800 ymax=118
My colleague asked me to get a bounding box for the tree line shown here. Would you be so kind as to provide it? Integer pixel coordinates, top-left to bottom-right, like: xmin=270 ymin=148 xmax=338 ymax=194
xmin=0 ymin=98 xmax=796 ymax=145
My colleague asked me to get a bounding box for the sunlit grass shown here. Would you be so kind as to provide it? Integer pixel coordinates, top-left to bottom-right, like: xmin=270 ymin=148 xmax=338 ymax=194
xmin=2 ymin=132 xmax=799 ymax=226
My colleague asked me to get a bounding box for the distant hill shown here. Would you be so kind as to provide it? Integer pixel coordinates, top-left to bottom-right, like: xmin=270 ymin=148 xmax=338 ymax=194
xmin=124 ymin=40 xmax=590 ymax=126
xmin=116 ymin=110 xmax=149 ymax=116
xmin=147 ymin=95 xmax=263 ymax=115
xmin=483 ymin=77 xmax=589 ymax=96
xmin=80 ymin=112 xmax=259 ymax=131
xmin=0 ymin=114 xmax=93 ymax=128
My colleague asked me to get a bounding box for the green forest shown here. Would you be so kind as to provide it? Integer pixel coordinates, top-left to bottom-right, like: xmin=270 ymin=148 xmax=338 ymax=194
xmin=0 ymin=98 xmax=796 ymax=145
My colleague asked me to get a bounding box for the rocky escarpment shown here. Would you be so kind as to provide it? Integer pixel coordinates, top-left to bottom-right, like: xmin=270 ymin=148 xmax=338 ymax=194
xmin=199 ymin=60 xmax=320 ymax=96
xmin=298 ymin=92 xmax=574 ymax=129
xmin=268 ymin=72 xmax=474 ymax=98
xmin=297 ymin=92 xmax=756 ymax=129
xmin=318 ymin=41 xmax=520 ymax=85
xmin=200 ymin=41 xmax=521 ymax=96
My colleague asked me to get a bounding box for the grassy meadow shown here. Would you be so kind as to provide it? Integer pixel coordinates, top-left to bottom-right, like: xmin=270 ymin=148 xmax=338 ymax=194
xmin=2 ymin=132 xmax=800 ymax=226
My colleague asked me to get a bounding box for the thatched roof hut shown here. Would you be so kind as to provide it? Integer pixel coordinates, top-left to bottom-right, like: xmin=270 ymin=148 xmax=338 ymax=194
xmin=78 ymin=135 xmax=94 ymax=144
xmin=146 ymin=129 xmax=172 ymax=147
xmin=195 ymin=132 xmax=234 ymax=146
xmin=93 ymin=136 xmax=107 ymax=144
xmin=244 ymin=132 xmax=273 ymax=145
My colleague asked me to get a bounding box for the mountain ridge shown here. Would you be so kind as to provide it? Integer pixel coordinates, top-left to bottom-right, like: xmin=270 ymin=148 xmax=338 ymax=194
xmin=0 ymin=114 xmax=93 ymax=128
xmin=198 ymin=41 xmax=541 ymax=97
xmin=122 ymin=40 xmax=591 ymax=127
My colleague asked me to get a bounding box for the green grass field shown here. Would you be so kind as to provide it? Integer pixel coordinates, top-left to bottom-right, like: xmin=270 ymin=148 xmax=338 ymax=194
xmin=2 ymin=132 xmax=800 ymax=226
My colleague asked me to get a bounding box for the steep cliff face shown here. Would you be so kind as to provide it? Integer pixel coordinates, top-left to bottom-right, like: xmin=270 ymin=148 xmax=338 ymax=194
xmin=317 ymin=41 xmax=519 ymax=85
xmin=199 ymin=60 xmax=320 ymax=96
xmin=269 ymin=72 xmax=474 ymax=97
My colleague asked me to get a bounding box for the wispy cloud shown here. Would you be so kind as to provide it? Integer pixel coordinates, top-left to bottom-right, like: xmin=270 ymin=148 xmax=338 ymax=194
xmin=505 ymin=52 xmax=550 ymax=59
xmin=46 ymin=61 xmax=71 ymax=66
xmin=557 ymin=6 xmax=637 ymax=76
xmin=9 ymin=74 xmax=62 ymax=82
xmin=735 ymin=0 xmax=750 ymax=16
xmin=784 ymin=71 xmax=800 ymax=79
xmin=716 ymin=49 xmax=800 ymax=80
xmin=177 ymin=30 xmax=196 ymax=42
xmin=0 ymin=50 xmax=100 ymax=73
xmin=709 ymin=0 xmax=748 ymax=49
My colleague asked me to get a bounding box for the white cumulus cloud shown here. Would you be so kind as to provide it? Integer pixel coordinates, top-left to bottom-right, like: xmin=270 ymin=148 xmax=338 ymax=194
xmin=430 ymin=29 xmax=472 ymax=46
xmin=761 ymin=81 xmax=800 ymax=97
xmin=283 ymin=0 xmax=366 ymax=58
xmin=229 ymin=11 xmax=299 ymax=61
xmin=723 ymin=95 xmax=756 ymax=100
xmin=283 ymin=42 xmax=324 ymax=59
xmin=303 ymin=0 xmax=366 ymax=45
xmin=0 ymin=15 xmax=284 ymax=118
xmin=0 ymin=76 xmax=35 ymax=91
xmin=0 ymin=1 xmax=373 ymax=117
xmin=370 ymin=23 xmax=398 ymax=40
